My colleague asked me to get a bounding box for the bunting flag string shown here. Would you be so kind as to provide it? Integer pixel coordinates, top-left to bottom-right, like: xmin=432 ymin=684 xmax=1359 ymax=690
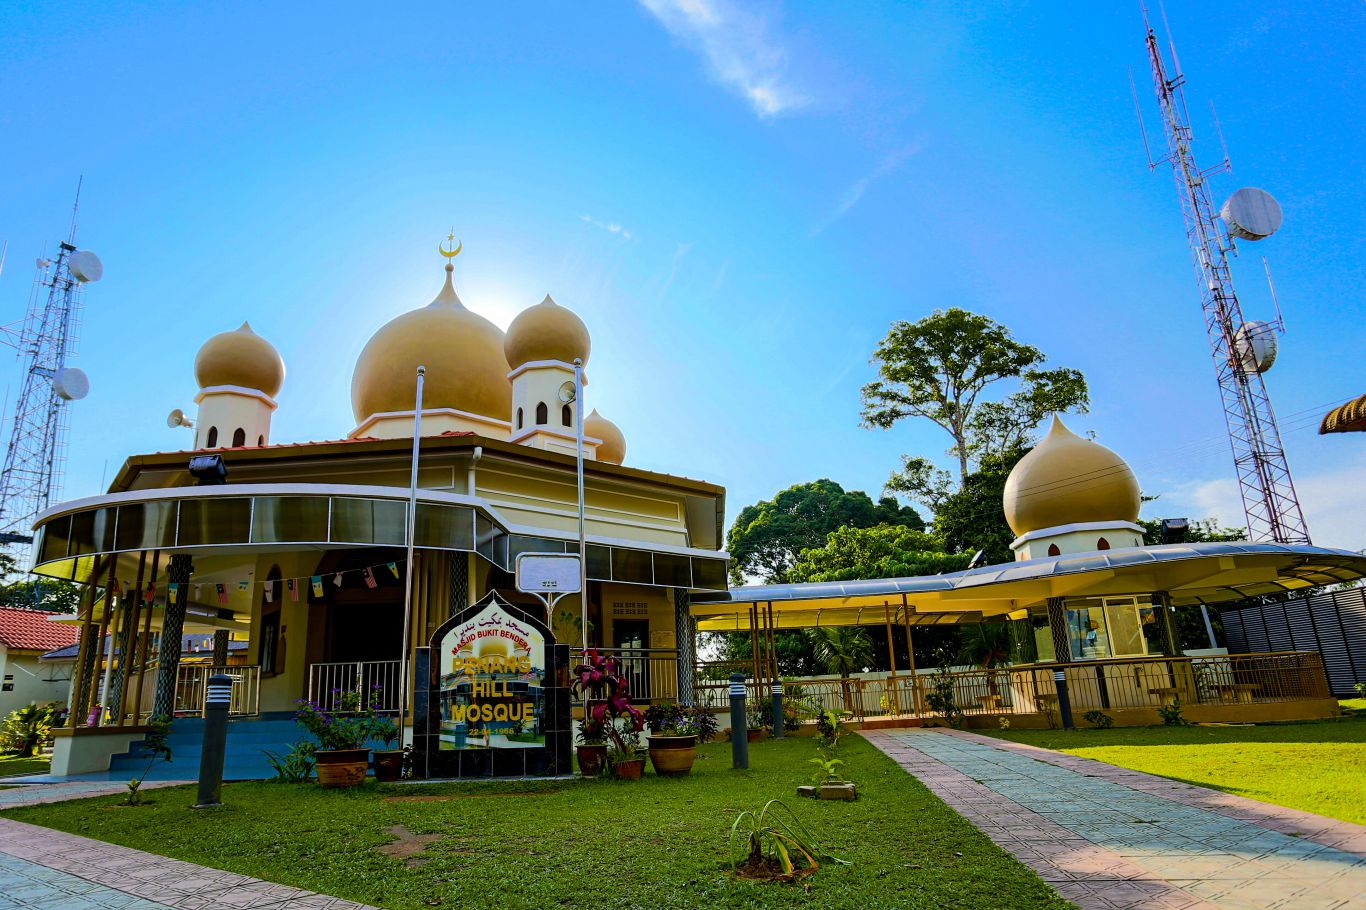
xmin=103 ymin=557 xmax=410 ymax=604
xmin=310 ymin=575 xmax=324 ymax=597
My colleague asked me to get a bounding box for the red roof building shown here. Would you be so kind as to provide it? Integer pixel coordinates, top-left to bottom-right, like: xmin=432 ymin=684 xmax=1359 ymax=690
xmin=0 ymin=607 xmax=79 ymax=653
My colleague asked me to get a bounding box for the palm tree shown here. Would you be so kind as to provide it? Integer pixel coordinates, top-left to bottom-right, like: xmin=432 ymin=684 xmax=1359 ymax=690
xmin=807 ymin=627 xmax=875 ymax=711
xmin=958 ymin=623 xmax=1012 ymax=697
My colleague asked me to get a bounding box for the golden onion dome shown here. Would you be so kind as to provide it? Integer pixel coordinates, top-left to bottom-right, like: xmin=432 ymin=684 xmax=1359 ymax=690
xmin=194 ymin=322 xmax=285 ymax=397
xmin=503 ymin=294 xmax=591 ymax=370
xmin=585 ymin=409 xmax=626 ymax=465
xmin=350 ymin=264 xmax=512 ymax=424
xmin=1002 ymin=416 xmax=1140 ymax=536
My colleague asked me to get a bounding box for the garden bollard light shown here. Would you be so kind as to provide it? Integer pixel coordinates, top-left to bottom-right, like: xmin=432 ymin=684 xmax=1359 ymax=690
xmin=771 ymin=682 xmax=784 ymax=739
xmin=1053 ymin=669 xmax=1074 ymax=730
xmin=194 ymin=673 xmax=233 ymax=808
xmin=729 ymin=672 xmax=748 ymax=770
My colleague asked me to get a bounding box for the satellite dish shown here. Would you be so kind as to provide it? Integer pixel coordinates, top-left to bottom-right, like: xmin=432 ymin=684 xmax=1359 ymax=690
xmin=68 ymin=250 xmax=103 ymax=283
xmin=1220 ymin=188 xmax=1282 ymax=241
xmin=167 ymin=408 xmax=195 ymax=429
xmin=51 ymin=367 xmax=89 ymax=401
xmin=1233 ymin=321 xmax=1279 ymax=373
xmin=557 ymin=381 xmax=576 ymax=404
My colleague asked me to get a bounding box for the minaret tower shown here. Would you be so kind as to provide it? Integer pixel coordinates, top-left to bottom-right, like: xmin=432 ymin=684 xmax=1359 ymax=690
xmin=192 ymin=322 xmax=285 ymax=449
xmin=503 ymin=295 xmax=602 ymax=459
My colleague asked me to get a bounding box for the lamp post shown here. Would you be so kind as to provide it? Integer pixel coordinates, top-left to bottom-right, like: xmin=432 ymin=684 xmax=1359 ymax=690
xmin=397 ymin=365 xmax=425 ymax=749
xmin=574 ymin=358 xmax=587 ymax=655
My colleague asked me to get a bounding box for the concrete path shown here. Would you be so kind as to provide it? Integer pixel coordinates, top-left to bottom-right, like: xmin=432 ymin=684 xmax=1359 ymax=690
xmin=865 ymin=728 xmax=1366 ymax=910
xmin=0 ymin=790 xmax=374 ymax=910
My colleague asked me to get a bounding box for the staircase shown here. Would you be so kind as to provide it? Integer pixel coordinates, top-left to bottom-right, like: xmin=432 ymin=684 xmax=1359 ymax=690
xmin=109 ymin=715 xmax=302 ymax=782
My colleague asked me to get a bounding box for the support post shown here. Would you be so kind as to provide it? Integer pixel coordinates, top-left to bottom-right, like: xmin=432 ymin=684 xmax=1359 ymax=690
xmin=674 ymin=589 xmax=695 ymax=706
xmin=152 ymin=554 xmax=193 ymax=720
xmin=212 ymin=629 xmax=229 ymax=666
xmin=133 ymin=552 xmax=158 ymax=725
xmin=729 ymin=672 xmax=748 ymax=770
xmin=1045 ymin=597 xmax=1075 ymax=730
xmin=193 ymin=673 xmax=232 ymax=808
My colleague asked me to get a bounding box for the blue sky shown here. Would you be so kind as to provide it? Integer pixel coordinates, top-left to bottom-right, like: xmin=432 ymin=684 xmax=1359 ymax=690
xmin=1 ymin=1 xmax=1363 ymax=549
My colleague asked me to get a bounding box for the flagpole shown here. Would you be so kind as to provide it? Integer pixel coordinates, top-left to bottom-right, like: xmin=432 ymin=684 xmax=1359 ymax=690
xmin=398 ymin=365 xmax=425 ymax=748
xmin=574 ymin=358 xmax=587 ymax=656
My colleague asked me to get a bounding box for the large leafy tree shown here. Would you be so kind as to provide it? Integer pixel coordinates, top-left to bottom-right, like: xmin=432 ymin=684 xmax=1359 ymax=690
xmin=726 ymin=479 xmax=924 ymax=584
xmin=861 ymin=307 xmax=1088 ymax=484
xmin=0 ymin=551 xmax=79 ymax=613
xmin=785 ymin=525 xmax=971 ymax=583
xmin=930 ymin=447 xmax=1029 ymax=566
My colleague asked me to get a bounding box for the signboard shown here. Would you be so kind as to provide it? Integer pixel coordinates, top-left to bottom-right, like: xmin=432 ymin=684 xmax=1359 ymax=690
xmin=435 ymin=600 xmax=546 ymax=751
xmin=515 ymin=552 xmax=582 ymax=595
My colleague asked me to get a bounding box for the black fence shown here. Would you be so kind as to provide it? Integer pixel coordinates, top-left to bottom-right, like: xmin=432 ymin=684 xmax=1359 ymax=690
xmin=1221 ymin=586 xmax=1366 ymax=696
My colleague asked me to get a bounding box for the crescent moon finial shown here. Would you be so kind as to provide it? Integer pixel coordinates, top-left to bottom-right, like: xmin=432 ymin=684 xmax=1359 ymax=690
xmin=439 ymin=229 xmax=463 ymax=259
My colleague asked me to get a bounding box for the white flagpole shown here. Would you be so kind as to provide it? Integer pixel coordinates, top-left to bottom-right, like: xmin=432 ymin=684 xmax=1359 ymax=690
xmin=398 ymin=364 xmax=425 ymax=747
xmin=574 ymin=358 xmax=587 ymax=656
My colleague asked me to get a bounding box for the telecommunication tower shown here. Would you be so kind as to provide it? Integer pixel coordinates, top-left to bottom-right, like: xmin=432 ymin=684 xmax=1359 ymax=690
xmin=1138 ymin=11 xmax=1310 ymax=544
xmin=0 ymin=186 xmax=98 ymax=551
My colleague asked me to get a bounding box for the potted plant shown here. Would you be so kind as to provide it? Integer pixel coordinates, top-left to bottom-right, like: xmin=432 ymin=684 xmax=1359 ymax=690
xmin=576 ymin=714 xmax=609 ymax=775
xmin=643 ymin=703 xmax=701 ymax=776
xmin=571 ymin=650 xmax=645 ymax=779
xmin=370 ymin=711 xmax=404 ymax=783
xmin=293 ymin=691 xmax=374 ymax=788
xmin=745 ymin=705 xmax=770 ymax=742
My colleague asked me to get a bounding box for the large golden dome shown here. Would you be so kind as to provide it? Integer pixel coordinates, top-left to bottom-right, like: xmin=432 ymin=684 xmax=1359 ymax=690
xmin=350 ymin=264 xmax=512 ymax=424
xmin=1003 ymin=416 xmax=1140 ymax=536
xmin=195 ymin=322 xmax=285 ymax=397
xmin=585 ymin=409 xmax=625 ymax=464
xmin=504 ymin=294 xmax=591 ymax=370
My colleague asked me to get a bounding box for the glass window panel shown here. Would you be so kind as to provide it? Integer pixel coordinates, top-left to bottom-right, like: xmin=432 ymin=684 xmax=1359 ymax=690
xmin=177 ymin=498 xmax=252 ymax=546
xmin=415 ymin=504 xmax=475 ymax=550
xmin=475 ymin=513 xmax=495 ymax=559
xmin=330 ymin=498 xmax=406 ymax=546
xmin=68 ymin=509 xmax=113 ymax=556
xmin=511 ymin=536 xmax=566 ymax=560
xmin=611 ymin=548 xmax=652 ymax=585
xmin=252 ymin=497 xmax=329 ymax=543
xmin=585 ymin=544 xmax=611 ymax=580
xmin=1139 ymin=606 xmax=1166 ymax=655
xmin=691 ymin=557 xmax=728 ymax=591
xmin=115 ymin=502 xmax=177 ymax=551
xmin=37 ymin=515 xmax=70 ymax=563
xmin=493 ymin=532 xmax=508 ymax=570
xmin=1065 ymin=600 xmax=1110 ymax=660
xmin=1104 ymin=603 xmax=1146 ymax=657
xmin=653 ymin=552 xmax=691 ymax=588
xmin=1031 ymin=615 xmax=1056 ymax=662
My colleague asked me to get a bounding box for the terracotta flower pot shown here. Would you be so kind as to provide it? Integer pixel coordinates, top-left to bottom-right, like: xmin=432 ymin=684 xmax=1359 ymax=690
xmin=372 ymin=749 xmax=404 ymax=783
xmin=746 ymin=728 xmax=765 ymax=743
xmin=647 ymin=735 xmax=698 ymax=776
xmin=315 ymin=748 xmax=370 ymax=788
xmin=577 ymin=744 xmax=608 ymax=776
xmin=610 ymin=757 xmax=645 ymax=780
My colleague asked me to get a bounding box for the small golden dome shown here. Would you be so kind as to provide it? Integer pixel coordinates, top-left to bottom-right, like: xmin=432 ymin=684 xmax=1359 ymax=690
xmin=504 ymin=294 xmax=590 ymax=371
xmin=1003 ymin=416 xmax=1140 ymax=536
xmin=585 ymin=409 xmax=625 ymax=464
xmin=350 ymin=265 xmax=512 ymax=424
xmin=194 ymin=322 xmax=285 ymax=397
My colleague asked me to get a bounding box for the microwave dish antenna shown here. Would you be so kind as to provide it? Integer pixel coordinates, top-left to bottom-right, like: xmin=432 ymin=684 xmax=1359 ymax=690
xmin=1220 ymin=188 xmax=1283 ymax=242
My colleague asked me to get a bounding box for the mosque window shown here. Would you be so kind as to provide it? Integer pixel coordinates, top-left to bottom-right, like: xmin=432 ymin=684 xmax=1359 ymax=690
xmin=516 ymin=407 xmax=524 ymax=429
xmin=1047 ymin=543 xmax=1060 ymax=557
xmin=232 ymin=428 xmax=246 ymax=448
xmin=257 ymin=435 xmax=264 ymax=447
xmin=535 ymin=402 xmax=548 ymax=425
xmin=206 ymin=427 xmax=218 ymax=448
xmin=561 ymin=403 xmax=572 ymax=427
xmin=1097 ymin=537 xmax=1110 ymax=550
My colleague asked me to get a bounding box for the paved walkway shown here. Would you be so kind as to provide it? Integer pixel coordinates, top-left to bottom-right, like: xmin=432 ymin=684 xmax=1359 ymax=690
xmin=0 ymin=785 xmax=374 ymax=910
xmin=865 ymin=728 xmax=1366 ymax=910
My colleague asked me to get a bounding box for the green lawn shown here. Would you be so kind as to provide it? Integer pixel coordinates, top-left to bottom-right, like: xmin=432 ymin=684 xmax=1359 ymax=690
xmin=987 ymin=715 xmax=1366 ymax=825
xmin=0 ymin=753 xmax=48 ymax=778
xmin=2 ymin=737 xmax=1071 ymax=910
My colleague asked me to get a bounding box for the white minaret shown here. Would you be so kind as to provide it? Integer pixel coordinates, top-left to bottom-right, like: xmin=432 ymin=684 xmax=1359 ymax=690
xmin=190 ymin=322 xmax=285 ymax=449
xmin=503 ymin=295 xmax=601 ymax=459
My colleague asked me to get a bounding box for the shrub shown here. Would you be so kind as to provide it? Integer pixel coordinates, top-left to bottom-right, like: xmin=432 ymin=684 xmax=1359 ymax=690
xmin=264 ymin=741 xmax=316 ymax=783
xmin=1081 ymin=709 xmax=1113 ymax=729
xmin=0 ymin=702 xmax=63 ymax=757
xmin=925 ymin=666 xmax=964 ymax=728
xmin=1158 ymin=698 xmax=1190 ymax=727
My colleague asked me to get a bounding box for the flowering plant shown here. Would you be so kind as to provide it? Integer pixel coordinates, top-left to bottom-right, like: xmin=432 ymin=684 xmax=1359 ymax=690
xmin=571 ymin=650 xmax=643 ymax=754
xmin=293 ymin=686 xmax=390 ymax=752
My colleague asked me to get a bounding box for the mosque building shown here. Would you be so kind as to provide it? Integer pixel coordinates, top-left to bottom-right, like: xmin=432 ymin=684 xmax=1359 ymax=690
xmin=26 ymin=241 xmax=1366 ymax=777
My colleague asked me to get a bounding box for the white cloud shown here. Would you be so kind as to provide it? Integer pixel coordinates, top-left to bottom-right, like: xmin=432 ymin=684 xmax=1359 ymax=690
xmin=810 ymin=143 xmax=921 ymax=236
xmin=638 ymin=0 xmax=807 ymax=118
xmin=580 ymin=214 xmax=633 ymax=241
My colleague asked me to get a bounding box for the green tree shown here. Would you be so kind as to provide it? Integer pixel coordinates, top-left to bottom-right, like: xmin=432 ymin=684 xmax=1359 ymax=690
xmin=931 ymin=447 xmax=1029 ymax=566
xmin=786 ymin=525 xmax=972 ymax=583
xmin=1138 ymin=517 xmax=1247 ymax=546
xmin=861 ymin=307 xmax=1088 ymax=484
xmin=808 ymin=626 xmax=875 ymax=677
xmin=726 ymin=479 xmax=924 ymax=584
xmin=0 ymin=551 xmax=80 ymax=613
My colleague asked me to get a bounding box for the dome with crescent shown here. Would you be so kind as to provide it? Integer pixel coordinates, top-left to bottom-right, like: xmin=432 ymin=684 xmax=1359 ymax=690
xmin=195 ymin=322 xmax=285 ymax=398
xmin=350 ymin=262 xmax=512 ymax=425
xmin=1002 ymin=416 xmax=1140 ymax=537
xmin=585 ymin=409 xmax=626 ymax=465
xmin=504 ymin=294 xmax=591 ymax=371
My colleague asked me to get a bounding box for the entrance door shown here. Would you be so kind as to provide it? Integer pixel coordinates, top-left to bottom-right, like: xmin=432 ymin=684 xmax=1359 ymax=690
xmin=614 ymin=620 xmax=650 ymax=702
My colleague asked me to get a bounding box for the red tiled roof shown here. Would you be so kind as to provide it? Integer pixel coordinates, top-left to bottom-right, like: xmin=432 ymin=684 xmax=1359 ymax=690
xmin=0 ymin=607 xmax=79 ymax=651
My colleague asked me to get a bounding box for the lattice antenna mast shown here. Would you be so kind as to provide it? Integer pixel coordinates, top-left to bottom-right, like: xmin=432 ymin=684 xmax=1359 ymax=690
xmin=0 ymin=183 xmax=99 ymax=558
xmin=1141 ymin=12 xmax=1310 ymax=545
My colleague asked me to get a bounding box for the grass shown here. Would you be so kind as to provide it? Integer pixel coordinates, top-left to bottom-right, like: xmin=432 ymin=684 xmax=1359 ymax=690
xmin=987 ymin=714 xmax=1366 ymax=825
xmin=0 ymin=753 xmax=49 ymax=778
xmin=2 ymin=736 xmax=1072 ymax=910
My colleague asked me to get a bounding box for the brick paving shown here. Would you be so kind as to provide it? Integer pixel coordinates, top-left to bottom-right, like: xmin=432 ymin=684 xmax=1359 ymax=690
xmin=865 ymin=728 xmax=1366 ymax=910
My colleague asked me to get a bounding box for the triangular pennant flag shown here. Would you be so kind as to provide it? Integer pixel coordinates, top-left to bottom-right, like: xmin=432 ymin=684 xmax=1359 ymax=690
xmin=216 ymin=583 xmax=228 ymax=606
xmin=168 ymin=582 xmax=180 ymax=600
xmin=111 ymin=578 xmax=121 ymax=595
xmin=287 ymin=578 xmax=299 ymax=602
xmin=363 ymin=567 xmax=378 ymax=589
xmin=143 ymin=583 xmax=155 ymax=604
xmin=264 ymin=580 xmax=274 ymax=603
xmin=193 ymin=584 xmax=202 ymax=599
xmin=310 ymin=575 xmax=323 ymax=597
xmin=238 ymin=579 xmax=250 ymax=592
xmin=332 ymin=573 xmax=344 ymax=587
xmin=386 ymin=561 xmax=399 ymax=578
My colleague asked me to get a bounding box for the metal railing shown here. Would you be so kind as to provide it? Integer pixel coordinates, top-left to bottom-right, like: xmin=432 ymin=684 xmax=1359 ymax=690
xmin=307 ymin=660 xmax=402 ymax=712
xmin=577 ymin=648 xmax=680 ymax=703
xmin=693 ymin=651 xmax=1332 ymax=722
xmin=173 ymin=664 xmax=261 ymax=717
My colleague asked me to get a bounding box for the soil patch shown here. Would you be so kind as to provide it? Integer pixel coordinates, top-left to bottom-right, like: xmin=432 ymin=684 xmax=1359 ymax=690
xmin=376 ymin=825 xmax=443 ymax=868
